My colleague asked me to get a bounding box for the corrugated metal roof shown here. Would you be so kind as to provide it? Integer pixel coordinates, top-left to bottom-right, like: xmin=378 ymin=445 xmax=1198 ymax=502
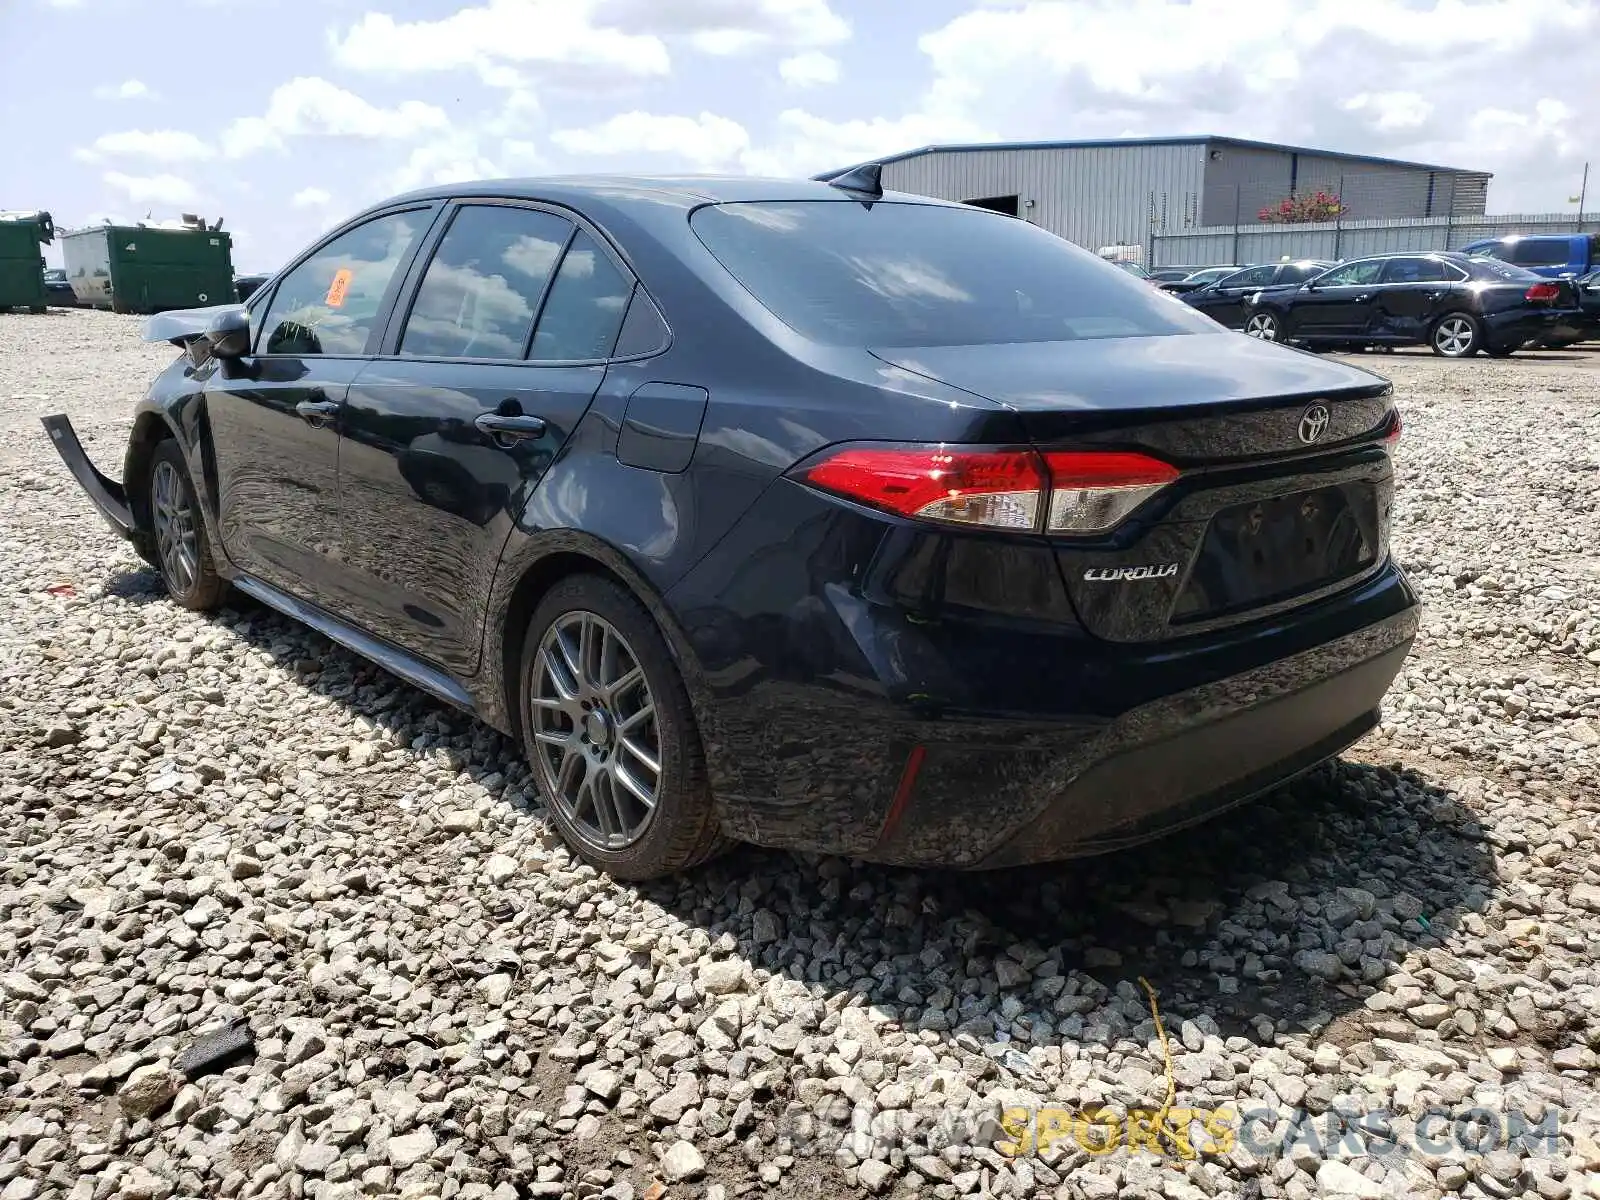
xmin=829 ymin=136 xmax=1491 ymax=180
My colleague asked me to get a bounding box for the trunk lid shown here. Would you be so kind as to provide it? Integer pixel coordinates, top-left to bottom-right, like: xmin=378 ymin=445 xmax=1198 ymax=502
xmin=870 ymin=332 xmax=1398 ymax=643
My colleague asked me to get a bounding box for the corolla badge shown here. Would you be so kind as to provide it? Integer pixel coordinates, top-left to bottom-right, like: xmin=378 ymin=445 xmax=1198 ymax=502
xmin=1298 ymin=402 xmax=1332 ymax=444
xmin=1083 ymin=564 xmax=1180 ymax=582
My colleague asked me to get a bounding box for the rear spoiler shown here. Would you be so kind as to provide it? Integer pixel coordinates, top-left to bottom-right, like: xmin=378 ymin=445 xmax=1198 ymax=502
xmin=142 ymin=302 xmax=245 ymax=349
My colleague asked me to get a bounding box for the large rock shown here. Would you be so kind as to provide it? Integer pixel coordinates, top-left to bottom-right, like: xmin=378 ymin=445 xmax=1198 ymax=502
xmin=387 ymin=1127 xmax=438 ymax=1168
xmin=1315 ymin=1160 xmax=1386 ymax=1198
xmin=117 ymin=1064 xmax=184 ymax=1118
xmin=660 ymin=1141 xmax=705 ymax=1182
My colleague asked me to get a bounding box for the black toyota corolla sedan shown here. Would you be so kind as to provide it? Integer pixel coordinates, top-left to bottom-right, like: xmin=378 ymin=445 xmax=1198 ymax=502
xmin=1236 ymin=252 xmax=1587 ymax=356
xmin=43 ymin=170 xmax=1418 ymax=880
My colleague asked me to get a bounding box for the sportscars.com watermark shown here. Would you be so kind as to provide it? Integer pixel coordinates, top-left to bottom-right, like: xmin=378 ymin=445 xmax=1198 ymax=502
xmin=765 ymin=1100 xmax=1565 ymax=1164
xmin=995 ymin=1104 xmax=1564 ymax=1162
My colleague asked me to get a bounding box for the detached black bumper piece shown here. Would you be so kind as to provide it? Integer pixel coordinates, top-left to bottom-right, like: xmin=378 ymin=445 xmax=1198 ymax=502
xmin=41 ymin=414 xmax=136 ymax=540
xmin=866 ymin=602 xmax=1417 ymax=870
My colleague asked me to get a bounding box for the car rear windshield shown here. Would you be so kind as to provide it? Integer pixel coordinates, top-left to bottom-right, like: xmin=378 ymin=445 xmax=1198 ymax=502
xmin=689 ymin=200 xmax=1211 ymax=347
xmin=1467 ymin=257 xmax=1544 ymax=282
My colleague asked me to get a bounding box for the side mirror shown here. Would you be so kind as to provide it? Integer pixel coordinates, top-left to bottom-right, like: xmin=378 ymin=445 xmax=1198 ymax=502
xmin=206 ymin=306 xmax=251 ymax=359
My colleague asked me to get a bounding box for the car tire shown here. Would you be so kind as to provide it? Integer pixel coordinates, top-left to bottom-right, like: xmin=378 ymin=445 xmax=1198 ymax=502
xmin=1243 ymin=312 xmax=1280 ymax=341
xmin=147 ymin=440 xmax=227 ymax=611
xmin=518 ymin=573 xmax=729 ymax=880
xmin=1430 ymin=312 xmax=1482 ymax=358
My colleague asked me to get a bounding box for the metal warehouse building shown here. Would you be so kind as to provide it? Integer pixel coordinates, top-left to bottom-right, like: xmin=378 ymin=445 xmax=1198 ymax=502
xmin=828 ymin=136 xmax=1492 ymax=259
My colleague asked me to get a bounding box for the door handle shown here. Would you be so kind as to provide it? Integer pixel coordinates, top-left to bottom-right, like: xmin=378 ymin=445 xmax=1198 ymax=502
xmin=1353 ymin=294 xmax=1371 ymax=303
xmin=295 ymin=398 xmax=339 ymax=428
xmin=475 ymin=412 xmax=547 ymax=446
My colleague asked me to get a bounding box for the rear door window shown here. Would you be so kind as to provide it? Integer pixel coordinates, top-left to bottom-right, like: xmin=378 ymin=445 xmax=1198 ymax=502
xmin=399 ymin=205 xmax=573 ymax=360
xmin=257 ymin=210 xmax=429 ymax=356
xmin=690 ymin=200 xmax=1212 ymax=347
xmin=528 ymin=230 xmax=633 ymax=362
xmin=1381 ymin=257 xmax=1459 ymax=283
xmin=1315 ymin=260 xmax=1385 ymax=287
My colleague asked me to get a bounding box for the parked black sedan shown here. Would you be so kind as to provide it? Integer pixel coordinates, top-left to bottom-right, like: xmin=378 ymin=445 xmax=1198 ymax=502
xmin=1238 ymin=252 xmax=1586 ymax=356
xmin=1157 ymin=265 xmax=1245 ymax=294
xmin=1182 ymin=260 xmax=1334 ymax=327
xmin=42 ymin=172 xmax=1417 ymax=880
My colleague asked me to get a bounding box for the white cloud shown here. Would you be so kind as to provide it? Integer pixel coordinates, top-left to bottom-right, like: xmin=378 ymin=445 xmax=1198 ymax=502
xmin=742 ymin=109 xmax=989 ymax=178
xmin=750 ymin=0 xmax=1596 ymax=211
xmin=779 ymin=52 xmax=840 ymax=88
xmin=551 ymin=111 xmax=750 ymax=167
xmin=387 ymin=136 xmax=504 ymax=194
xmin=103 ymin=172 xmax=199 ymax=207
xmin=76 ymin=129 xmax=213 ymax=164
xmin=329 ymin=1 xmax=670 ymax=82
xmin=603 ymin=0 xmax=849 ymax=54
xmin=92 ymin=79 xmax=151 ymax=101
xmin=221 ymin=77 xmax=450 ymax=157
xmin=1342 ymin=92 xmax=1433 ymax=132
xmin=291 ymin=187 xmax=333 ymax=208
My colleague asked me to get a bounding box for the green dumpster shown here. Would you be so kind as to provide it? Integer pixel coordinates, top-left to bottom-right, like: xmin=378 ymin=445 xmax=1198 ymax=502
xmin=62 ymin=218 xmax=234 ymax=314
xmin=0 ymin=210 xmax=54 ymax=312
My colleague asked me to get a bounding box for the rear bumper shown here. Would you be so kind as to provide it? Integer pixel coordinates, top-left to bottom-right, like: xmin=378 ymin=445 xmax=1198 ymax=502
xmin=1484 ymin=310 xmax=1588 ymax=348
xmin=959 ymin=630 xmax=1407 ymax=868
xmin=41 ymin=415 xmax=137 ymax=540
xmin=673 ymin=472 xmax=1420 ymax=867
xmin=859 ymin=579 xmax=1416 ymax=869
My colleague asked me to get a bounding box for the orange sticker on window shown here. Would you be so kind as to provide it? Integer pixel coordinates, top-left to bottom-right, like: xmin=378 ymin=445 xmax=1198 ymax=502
xmin=325 ymin=268 xmax=352 ymax=308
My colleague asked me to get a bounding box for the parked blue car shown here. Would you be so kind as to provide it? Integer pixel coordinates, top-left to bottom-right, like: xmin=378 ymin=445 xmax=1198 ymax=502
xmin=1459 ymin=234 xmax=1599 ymax=347
xmin=1460 ymin=233 xmax=1598 ymax=280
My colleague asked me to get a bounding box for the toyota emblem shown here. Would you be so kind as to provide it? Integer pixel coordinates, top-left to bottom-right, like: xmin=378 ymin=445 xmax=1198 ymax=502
xmin=1298 ymin=403 xmax=1331 ymax=444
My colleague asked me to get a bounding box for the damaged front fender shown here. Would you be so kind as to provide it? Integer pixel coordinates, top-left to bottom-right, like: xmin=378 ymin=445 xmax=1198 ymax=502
xmin=40 ymin=415 xmax=137 ymax=540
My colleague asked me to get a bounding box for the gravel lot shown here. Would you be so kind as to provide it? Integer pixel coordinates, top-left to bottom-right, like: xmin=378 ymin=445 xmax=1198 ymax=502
xmin=3 ymin=309 xmax=1598 ymax=1200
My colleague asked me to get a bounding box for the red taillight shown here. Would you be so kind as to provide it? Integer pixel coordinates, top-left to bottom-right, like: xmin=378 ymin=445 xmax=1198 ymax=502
xmin=1382 ymin=410 xmax=1402 ymax=454
xmin=797 ymin=444 xmax=1178 ymax=534
xmin=801 ymin=445 xmax=1046 ymax=530
xmin=1525 ymin=282 xmax=1561 ymax=302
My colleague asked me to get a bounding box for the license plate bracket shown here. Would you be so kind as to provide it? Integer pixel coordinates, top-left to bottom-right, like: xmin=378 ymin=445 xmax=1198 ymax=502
xmin=1172 ymin=485 xmax=1374 ymax=623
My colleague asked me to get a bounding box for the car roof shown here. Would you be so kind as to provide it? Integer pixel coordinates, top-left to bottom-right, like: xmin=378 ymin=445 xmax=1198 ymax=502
xmin=382 ymin=174 xmax=968 ymax=212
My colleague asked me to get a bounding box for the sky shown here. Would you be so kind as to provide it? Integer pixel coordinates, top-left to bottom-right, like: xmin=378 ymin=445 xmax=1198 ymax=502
xmin=1 ymin=0 xmax=1595 ymax=273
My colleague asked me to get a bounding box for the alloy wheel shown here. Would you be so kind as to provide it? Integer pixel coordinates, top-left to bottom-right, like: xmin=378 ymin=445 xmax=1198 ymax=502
xmin=151 ymin=460 xmax=198 ymax=595
xmin=1245 ymin=313 xmax=1278 ymax=340
xmin=1435 ymin=317 xmax=1474 ymax=356
xmin=529 ymin=610 xmax=661 ymax=850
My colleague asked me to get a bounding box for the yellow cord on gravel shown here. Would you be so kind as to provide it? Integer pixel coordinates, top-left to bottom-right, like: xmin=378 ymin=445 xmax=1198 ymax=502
xmin=1139 ymin=975 xmax=1189 ymax=1160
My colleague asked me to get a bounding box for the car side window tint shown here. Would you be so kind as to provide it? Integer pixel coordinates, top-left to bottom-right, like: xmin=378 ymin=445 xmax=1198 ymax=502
xmin=399 ymin=205 xmax=572 ymax=360
xmin=1317 ymin=260 xmax=1384 ymax=287
xmin=1381 ymin=257 xmax=1439 ymax=284
xmin=1226 ymin=266 xmax=1275 ymax=288
xmin=613 ymin=286 xmax=671 ymax=357
xmin=257 ymin=211 xmax=427 ymax=357
xmin=528 ymin=230 xmax=632 ymax=362
xmin=1278 ymin=264 xmax=1325 ymax=284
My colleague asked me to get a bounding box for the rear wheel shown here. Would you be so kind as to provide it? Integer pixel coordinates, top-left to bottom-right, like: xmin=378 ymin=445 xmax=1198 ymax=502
xmin=519 ymin=574 xmax=727 ymax=880
xmin=1431 ymin=312 xmax=1482 ymax=357
xmin=1244 ymin=312 xmax=1279 ymax=341
xmin=147 ymin=440 xmax=226 ymax=611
